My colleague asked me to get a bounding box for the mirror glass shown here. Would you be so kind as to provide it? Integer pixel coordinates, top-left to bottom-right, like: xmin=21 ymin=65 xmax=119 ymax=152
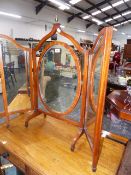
xmin=0 ymin=77 xmax=5 ymax=115
xmin=66 ymin=98 xmax=81 ymax=122
xmin=0 ymin=38 xmax=31 ymax=112
xmin=93 ymin=51 xmax=103 ymax=105
xmin=86 ymin=48 xmax=103 ymax=140
xmin=0 ymin=44 xmax=5 ymax=115
xmin=39 ymin=45 xmax=78 ymax=113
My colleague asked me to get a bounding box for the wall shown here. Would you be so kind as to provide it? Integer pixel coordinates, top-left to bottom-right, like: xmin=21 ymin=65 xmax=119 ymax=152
xmin=0 ymin=0 xmax=98 ymax=45
xmin=47 ymin=45 xmax=75 ymax=66
xmin=1 ymin=0 xmax=130 ymax=47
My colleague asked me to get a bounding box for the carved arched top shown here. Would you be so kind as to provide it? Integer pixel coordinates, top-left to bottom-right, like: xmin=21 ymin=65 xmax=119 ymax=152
xmin=34 ymin=23 xmax=84 ymax=54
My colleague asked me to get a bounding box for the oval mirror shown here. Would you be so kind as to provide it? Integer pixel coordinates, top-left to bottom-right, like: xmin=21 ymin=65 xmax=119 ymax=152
xmin=38 ymin=42 xmax=81 ymax=115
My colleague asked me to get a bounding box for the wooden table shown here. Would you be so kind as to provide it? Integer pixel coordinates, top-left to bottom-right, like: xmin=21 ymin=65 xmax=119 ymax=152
xmin=0 ymin=95 xmax=125 ymax=175
xmin=107 ymin=90 xmax=131 ymax=121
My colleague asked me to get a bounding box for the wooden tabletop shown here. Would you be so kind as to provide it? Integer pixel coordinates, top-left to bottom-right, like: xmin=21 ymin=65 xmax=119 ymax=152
xmin=0 ymin=94 xmax=125 ymax=175
xmin=107 ymin=90 xmax=131 ymax=121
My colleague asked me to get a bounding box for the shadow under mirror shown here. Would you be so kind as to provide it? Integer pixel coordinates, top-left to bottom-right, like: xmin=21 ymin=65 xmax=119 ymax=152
xmin=0 ymin=38 xmax=31 ymax=113
xmin=39 ymin=44 xmax=79 ymax=116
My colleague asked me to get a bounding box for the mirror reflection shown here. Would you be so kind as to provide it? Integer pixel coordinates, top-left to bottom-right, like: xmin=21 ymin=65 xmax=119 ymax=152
xmin=0 ymin=38 xmax=31 ymax=112
xmin=39 ymin=45 xmax=78 ymax=113
xmin=0 ymin=77 xmax=4 ymax=114
xmin=0 ymin=44 xmax=6 ymax=114
xmin=93 ymin=52 xmax=103 ymax=104
xmin=86 ymin=50 xmax=103 ymax=140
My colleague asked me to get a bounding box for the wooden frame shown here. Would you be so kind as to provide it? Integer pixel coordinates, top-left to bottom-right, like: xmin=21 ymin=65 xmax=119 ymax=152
xmin=25 ymin=23 xmax=86 ymax=128
xmin=0 ymin=35 xmax=34 ymax=126
xmin=70 ymin=26 xmax=113 ymax=171
xmin=90 ymin=27 xmax=113 ymax=171
xmin=0 ymin=24 xmax=113 ymax=171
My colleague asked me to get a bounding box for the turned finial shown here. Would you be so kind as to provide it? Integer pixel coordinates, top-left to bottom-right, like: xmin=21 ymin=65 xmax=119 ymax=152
xmin=55 ymin=15 xmax=58 ymax=22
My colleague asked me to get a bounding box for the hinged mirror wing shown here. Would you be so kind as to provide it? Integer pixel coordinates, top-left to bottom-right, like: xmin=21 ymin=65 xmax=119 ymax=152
xmin=86 ymin=27 xmax=113 ymax=171
xmin=0 ymin=35 xmax=34 ymax=126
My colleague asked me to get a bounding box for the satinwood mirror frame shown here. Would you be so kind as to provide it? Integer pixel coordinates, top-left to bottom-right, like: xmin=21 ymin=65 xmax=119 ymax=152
xmin=68 ymin=26 xmax=113 ymax=171
xmin=0 ymin=23 xmax=113 ymax=172
xmin=25 ymin=24 xmax=113 ymax=171
xmin=88 ymin=27 xmax=113 ymax=171
xmin=25 ymin=23 xmax=88 ymax=128
xmin=0 ymin=34 xmax=34 ymax=126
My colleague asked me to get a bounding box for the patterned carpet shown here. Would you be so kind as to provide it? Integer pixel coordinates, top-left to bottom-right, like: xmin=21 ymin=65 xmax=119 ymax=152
xmin=103 ymin=114 xmax=131 ymax=139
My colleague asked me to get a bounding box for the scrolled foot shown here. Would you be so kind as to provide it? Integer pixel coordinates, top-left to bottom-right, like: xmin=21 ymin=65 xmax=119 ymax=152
xmin=25 ymin=121 xmax=28 ymax=128
xmin=71 ymin=143 xmax=75 ymax=152
xmin=6 ymin=124 xmax=10 ymax=128
xmin=71 ymin=129 xmax=84 ymax=152
xmin=92 ymin=167 xmax=96 ymax=172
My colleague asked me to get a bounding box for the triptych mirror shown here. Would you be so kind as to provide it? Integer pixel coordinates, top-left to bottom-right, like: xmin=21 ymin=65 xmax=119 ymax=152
xmin=0 ymin=24 xmax=113 ymax=171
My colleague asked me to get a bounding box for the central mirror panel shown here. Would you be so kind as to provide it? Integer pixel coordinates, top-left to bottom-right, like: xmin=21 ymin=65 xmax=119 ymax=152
xmin=39 ymin=44 xmax=79 ymax=113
